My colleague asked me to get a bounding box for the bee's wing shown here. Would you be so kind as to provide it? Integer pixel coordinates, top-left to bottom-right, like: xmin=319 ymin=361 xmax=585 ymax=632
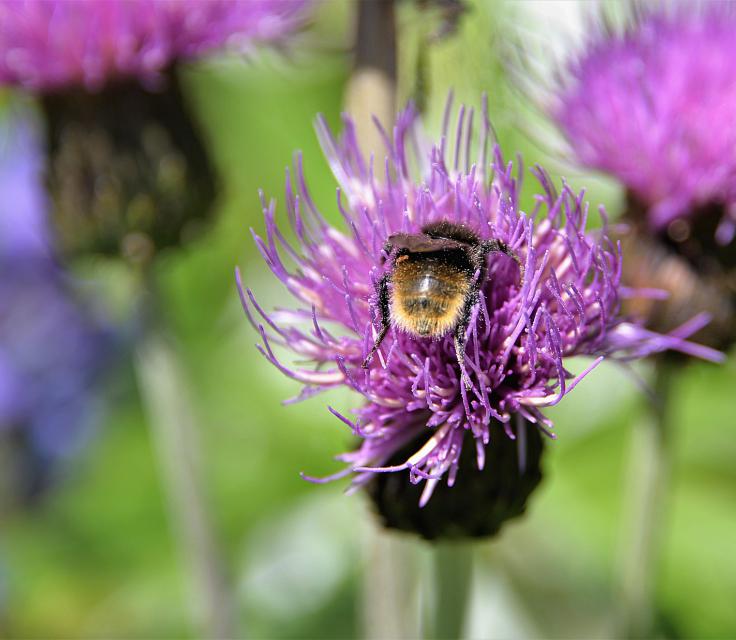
xmin=388 ymin=233 xmax=465 ymax=253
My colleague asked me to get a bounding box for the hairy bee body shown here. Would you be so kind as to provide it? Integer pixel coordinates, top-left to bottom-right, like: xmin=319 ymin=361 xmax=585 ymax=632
xmin=390 ymin=252 xmax=472 ymax=338
xmin=362 ymin=220 xmax=523 ymax=388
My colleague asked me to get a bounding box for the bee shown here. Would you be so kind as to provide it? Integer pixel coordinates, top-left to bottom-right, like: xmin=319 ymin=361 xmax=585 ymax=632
xmin=362 ymin=220 xmax=523 ymax=388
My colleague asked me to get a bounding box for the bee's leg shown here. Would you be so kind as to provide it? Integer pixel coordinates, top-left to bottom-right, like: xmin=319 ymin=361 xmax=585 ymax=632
xmin=454 ymin=292 xmax=477 ymax=391
xmin=362 ymin=273 xmax=391 ymax=369
xmin=381 ymin=240 xmax=394 ymax=262
xmin=454 ymin=331 xmax=471 ymax=391
xmin=481 ymin=239 xmax=524 ymax=284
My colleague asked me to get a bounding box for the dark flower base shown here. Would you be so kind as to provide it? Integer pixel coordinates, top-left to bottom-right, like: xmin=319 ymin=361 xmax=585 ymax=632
xmin=42 ymin=69 xmax=216 ymax=263
xmin=623 ymin=194 xmax=736 ymax=351
xmin=367 ymin=422 xmax=544 ymax=540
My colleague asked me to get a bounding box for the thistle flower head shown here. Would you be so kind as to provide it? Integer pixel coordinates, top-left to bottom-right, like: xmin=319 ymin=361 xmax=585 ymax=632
xmin=0 ymin=0 xmax=310 ymax=92
xmin=551 ymin=3 xmax=736 ymax=238
xmin=241 ymin=97 xmax=720 ymax=509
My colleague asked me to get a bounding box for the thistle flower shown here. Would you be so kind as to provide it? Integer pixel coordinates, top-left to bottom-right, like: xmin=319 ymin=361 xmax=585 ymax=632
xmin=0 ymin=0 xmax=311 ymax=261
xmin=0 ymin=110 xmax=116 ymax=505
xmin=240 ymin=98 xmax=720 ymax=537
xmin=0 ymin=0 xmax=310 ymax=92
xmin=552 ymin=3 xmax=736 ymax=235
xmin=549 ymin=3 xmax=736 ymax=348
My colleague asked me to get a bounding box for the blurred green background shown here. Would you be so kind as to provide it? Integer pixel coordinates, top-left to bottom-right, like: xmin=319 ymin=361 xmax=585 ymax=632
xmin=1 ymin=1 xmax=734 ymax=638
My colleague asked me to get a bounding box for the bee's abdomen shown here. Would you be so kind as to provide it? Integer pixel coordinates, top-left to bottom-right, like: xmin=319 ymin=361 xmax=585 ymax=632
xmin=391 ymin=264 xmax=470 ymax=338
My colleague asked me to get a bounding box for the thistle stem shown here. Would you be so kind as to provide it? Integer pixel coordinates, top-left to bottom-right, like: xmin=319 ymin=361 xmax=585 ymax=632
xmin=616 ymin=359 xmax=677 ymax=638
xmin=429 ymin=543 xmax=474 ymax=640
xmin=135 ymin=326 xmax=235 ymax=639
xmin=345 ymin=0 xmax=397 ymax=160
xmin=362 ymin=529 xmax=421 ymax=639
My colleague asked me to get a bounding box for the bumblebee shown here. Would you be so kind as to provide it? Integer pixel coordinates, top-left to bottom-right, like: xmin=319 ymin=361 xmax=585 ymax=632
xmin=362 ymin=220 xmax=523 ymax=387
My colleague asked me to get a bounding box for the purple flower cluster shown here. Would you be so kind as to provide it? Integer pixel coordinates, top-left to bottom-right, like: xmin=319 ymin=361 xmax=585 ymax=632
xmin=551 ymin=3 xmax=736 ymax=238
xmin=0 ymin=110 xmax=115 ymax=464
xmin=240 ymin=98 xmax=720 ymax=505
xmin=0 ymin=0 xmax=310 ymax=92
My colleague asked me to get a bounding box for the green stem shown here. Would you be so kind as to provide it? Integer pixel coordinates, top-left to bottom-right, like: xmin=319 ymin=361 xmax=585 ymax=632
xmin=430 ymin=543 xmax=474 ymax=640
xmin=616 ymin=360 xmax=677 ymax=638
xmin=135 ymin=327 xmax=235 ymax=639
xmin=362 ymin=530 xmax=421 ymax=639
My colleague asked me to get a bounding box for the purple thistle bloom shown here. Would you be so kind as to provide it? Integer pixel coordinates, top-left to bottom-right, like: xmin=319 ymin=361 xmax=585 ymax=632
xmin=546 ymin=2 xmax=736 ymax=351
xmin=0 ymin=0 xmax=310 ymax=92
xmin=551 ymin=3 xmax=736 ymax=239
xmin=1 ymin=0 xmax=310 ymax=261
xmin=240 ymin=97 xmax=721 ymax=507
xmin=0 ymin=109 xmax=116 ymax=498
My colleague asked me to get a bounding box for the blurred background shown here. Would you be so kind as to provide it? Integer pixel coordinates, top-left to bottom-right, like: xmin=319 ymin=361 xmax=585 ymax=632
xmin=0 ymin=1 xmax=734 ymax=638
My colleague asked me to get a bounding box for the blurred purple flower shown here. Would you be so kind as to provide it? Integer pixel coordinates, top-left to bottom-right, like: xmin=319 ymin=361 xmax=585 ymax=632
xmin=0 ymin=0 xmax=310 ymax=92
xmin=0 ymin=109 xmax=116 ymax=480
xmin=0 ymin=107 xmax=48 ymax=257
xmin=551 ymin=3 xmax=736 ymax=238
xmin=240 ymin=98 xmax=721 ymax=505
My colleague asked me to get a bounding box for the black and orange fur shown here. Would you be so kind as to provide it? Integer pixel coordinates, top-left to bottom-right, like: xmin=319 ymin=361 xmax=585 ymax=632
xmin=362 ymin=220 xmax=523 ymax=388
